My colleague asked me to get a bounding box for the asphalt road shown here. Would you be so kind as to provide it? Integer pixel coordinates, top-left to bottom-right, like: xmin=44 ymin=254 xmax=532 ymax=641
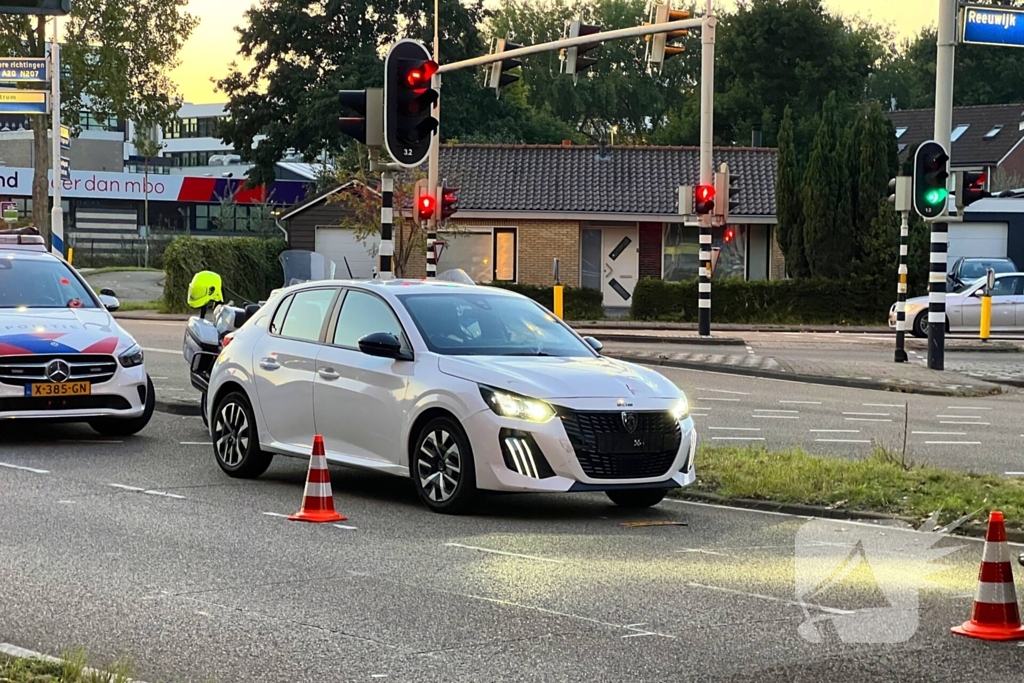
xmin=1 ymin=412 xmax=1021 ymax=682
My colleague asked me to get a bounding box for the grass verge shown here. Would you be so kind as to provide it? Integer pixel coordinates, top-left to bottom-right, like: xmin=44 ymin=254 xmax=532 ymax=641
xmin=0 ymin=649 xmax=135 ymax=683
xmin=115 ymin=300 xmax=167 ymax=313
xmin=689 ymin=446 xmax=1024 ymax=531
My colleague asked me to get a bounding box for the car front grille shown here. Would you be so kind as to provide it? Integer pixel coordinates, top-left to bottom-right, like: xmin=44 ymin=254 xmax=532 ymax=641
xmin=558 ymin=409 xmax=682 ymax=480
xmin=0 ymin=395 xmax=132 ymax=413
xmin=0 ymin=354 xmax=118 ymax=387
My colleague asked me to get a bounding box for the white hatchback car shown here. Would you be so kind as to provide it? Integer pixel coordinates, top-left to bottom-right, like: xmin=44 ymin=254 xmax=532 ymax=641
xmin=0 ymin=237 xmax=154 ymax=435
xmin=206 ymin=280 xmax=697 ymax=513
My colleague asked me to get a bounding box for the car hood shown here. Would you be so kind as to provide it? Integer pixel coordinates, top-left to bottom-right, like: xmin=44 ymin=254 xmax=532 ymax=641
xmin=437 ymin=355 xmax=681 ymax=400
xmin=0 ymin=308 xmax=132 ymax=356
xmin=905 ymin=292 xmax=966 ymax=307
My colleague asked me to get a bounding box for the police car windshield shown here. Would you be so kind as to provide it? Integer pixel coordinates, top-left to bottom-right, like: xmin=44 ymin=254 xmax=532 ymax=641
xmin=0 ymin=255 xmax=99 ymax=309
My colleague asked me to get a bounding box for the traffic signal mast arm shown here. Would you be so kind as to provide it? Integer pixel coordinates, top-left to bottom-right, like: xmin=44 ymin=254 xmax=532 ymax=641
xmin=435 ymin=15 xmax=702 ymax=75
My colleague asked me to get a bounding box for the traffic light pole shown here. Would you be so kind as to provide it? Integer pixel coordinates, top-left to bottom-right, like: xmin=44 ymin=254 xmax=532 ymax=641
xmin=894 ymin=210 xmax=910 ymax=363
xmin=427 ymin=4 xmax=440 ymax=279
xmin=50 ymin=17 xmax=64 ymax=257
xmin=379 ymin=172 xmax=395 ymax=280
xmin=928 ymin=0 xmax=957 ymax=371
xmin=697 ymin=1 xmax=716 ymax=337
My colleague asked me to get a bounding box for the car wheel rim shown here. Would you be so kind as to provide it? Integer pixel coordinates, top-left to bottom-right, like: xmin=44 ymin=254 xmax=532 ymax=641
xmin=417 ymin=429 xmax=461 ymax=503
xmin=214 ymin=401 xmax=249 ymax=467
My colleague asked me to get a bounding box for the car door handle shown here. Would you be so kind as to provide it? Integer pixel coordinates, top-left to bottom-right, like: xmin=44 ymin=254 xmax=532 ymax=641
xmin=259 ymin=357 xmax=280 ymax=371
xmin=318 ymin=368 xmax=340 ymax=381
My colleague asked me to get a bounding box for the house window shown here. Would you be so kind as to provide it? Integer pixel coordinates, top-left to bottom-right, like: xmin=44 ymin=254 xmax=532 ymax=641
xmin=951 ymin=124 xmax=970 ymax=141
xmin=580 ymin=229 xmax=602 ymax=290
xmin=985 ymin=125 xmax=1003 ymax=139
xmin=438 ymin=228 xmax=518 ymax=283
xmin=895 ymin=127 xmax=908 ymax=139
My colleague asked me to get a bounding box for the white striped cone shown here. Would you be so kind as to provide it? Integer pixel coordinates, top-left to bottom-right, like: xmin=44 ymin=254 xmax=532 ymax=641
xmin=289 ymin=435 xmax=346 ymax=523
xmin=952 ymin=510 xmax=1024 ymax=641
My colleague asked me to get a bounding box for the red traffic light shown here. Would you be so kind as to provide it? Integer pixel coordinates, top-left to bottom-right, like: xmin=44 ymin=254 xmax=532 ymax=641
xmin=696 ymin=185 xmax=715 ymax=202
xmin=441 ymin=187 xmax=459 ymax=220
xmin=418 ymin=193 xmax=436 ymax=221
xmin=724 ymin=228 xmax=734 ymax=243
xmin=405 ymin=60 xmax=439 ymax=89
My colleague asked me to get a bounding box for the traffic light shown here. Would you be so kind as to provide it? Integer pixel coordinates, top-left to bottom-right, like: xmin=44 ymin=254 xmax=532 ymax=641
xmin=486 ymin=37 xmax=523 ymax=94
xmin=414 ymin=179 xmax=436 ymax=226
xmin=337 ymin=89 xmax=382 ymax=147
xmin=0 ymin=0 xmax=70 ymax=14
xmin=384 ymin=40 xmax=438 ymax=168
xmin=912 ymin=141 xmax=950 ymax=219
xmin=561 ymin=19 xmax=603 ymax=82
xmin=887 ymin=176 xmax=912 ymax=212
xmin=723 ymin=228 xmax=735 ymax=243
xmin=440 ymin=187 xmax=459 ymax=220
xmin=713 ymin=163 xmax=739 ymax=223
xmin=955 ymin=171 xmax=991 ymax=211
xmin=646 ymin=3 xmax=690 ymax=70
xmin=695 ymin=184 xmax=715 ymax=215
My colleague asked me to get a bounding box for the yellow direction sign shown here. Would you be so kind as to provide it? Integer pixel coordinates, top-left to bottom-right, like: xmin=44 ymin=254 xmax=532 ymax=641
xmin=0 ymin=89 xmax=47 ymax=115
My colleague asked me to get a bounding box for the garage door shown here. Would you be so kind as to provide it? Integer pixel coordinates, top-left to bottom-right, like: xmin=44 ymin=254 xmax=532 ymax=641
xmin=948 ymin=222 xmax=1007 ymax=267
xmin=315 ymin=227 xmax=380 ymax=279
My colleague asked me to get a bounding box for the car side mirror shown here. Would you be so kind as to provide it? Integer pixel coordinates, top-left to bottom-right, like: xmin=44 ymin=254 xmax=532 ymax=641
xmin=583 ymin=335 xmax=603 ymax=352
xmin=971 ymin=289 xmax=985 ymax=298
xmin=358 ymin=332 xmax=410 ymax=360
xmin=99 ymin=294 xmax=120 ymax=312
xmin=100 ymin=288 xmax=116 ymax=297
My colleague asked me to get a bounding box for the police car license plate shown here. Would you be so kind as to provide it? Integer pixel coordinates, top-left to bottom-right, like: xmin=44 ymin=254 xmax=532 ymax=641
xmin=26 ymin=382 xmax=91 ymax=397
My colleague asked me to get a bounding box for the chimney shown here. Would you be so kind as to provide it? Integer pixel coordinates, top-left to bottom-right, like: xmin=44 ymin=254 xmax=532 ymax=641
xmin=562 ymin=139 xmax=572 ymax=147
xmin=751 ymin=130 xmax=763 ymax=148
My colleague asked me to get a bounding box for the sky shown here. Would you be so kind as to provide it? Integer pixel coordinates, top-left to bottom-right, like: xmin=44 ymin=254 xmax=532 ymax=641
xmin=171 ymin=0 xmax=939 ymax=104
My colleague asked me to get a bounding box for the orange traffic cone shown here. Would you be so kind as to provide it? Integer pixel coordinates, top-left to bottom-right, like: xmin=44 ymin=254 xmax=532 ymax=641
xmin=952 ymin=511 xmax=1024 ymax=641
xmin=288 ymin=435 xmax=346 ymax=523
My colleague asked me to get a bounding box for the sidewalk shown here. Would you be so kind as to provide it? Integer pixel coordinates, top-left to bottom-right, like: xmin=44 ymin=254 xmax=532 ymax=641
xmin=570 ymin=320 xmax=891 ymax=334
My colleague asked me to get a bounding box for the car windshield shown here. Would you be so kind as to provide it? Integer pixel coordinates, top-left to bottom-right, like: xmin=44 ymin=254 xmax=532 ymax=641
xmin=959 ymin=260 xmax=1015 ymax=280
xmin=398 ymin=292 xmax=596 ymax=357
xmin=0 ymin=255 xmax=99 ymax=309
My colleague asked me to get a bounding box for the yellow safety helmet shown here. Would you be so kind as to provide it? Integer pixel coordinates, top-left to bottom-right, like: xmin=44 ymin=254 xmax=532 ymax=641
xmin=187 ymin=270 xmax=224 ymax=309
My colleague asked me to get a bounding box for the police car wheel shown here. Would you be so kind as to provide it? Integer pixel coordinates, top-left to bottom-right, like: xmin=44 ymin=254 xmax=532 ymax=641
xmin=88 ymin=376 xmax=156 ymax=437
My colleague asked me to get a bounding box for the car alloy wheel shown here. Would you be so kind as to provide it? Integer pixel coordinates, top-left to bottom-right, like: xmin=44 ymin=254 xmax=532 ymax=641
xmin=211 ymin=392 xmax=273 ymax=479
xmin=412 ymin=416 xmax=477 ymax=514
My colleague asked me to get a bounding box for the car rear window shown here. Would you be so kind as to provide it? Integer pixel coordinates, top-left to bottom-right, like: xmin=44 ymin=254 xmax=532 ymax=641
xmin=960 ymin=260 xmax=1016 ymax=280
xmin=0 ymin=255 xmax=98 ymax=309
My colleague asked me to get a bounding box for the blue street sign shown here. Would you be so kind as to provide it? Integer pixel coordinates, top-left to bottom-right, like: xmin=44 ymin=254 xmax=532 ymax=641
xmin=961 ymin=5 xmax=1024 ymax=48
xmin=0 ymin=89 xmax=46 ymax=114
xmin=0 ymin=57 xmax=48 ymax=83
xmin=60 ymin=156 xmax=70 ymax=181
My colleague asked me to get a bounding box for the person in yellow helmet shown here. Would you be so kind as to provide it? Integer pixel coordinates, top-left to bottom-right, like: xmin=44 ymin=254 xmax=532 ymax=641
xmin=187 ymin=271 xmax=224 ymax=318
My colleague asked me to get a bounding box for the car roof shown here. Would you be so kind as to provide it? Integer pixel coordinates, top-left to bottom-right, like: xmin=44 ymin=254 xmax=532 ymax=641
xmin=0 ymin=248 xmax=61 ymax=260
xmin=287 ymin=279 xmax=520 ymax=298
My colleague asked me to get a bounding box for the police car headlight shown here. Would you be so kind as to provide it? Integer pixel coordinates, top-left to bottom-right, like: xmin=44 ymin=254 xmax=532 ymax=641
xmin=671 ymin=396 xmax=690 ymax=421
xmin=119 ymin=344 xmax=145 ymax=368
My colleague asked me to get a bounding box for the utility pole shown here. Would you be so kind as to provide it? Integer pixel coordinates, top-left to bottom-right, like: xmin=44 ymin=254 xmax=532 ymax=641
xmin=928 ymin=0 xmax=957 ymax=371
xmin=698 ymin=0 xmax=716 ymax=337
xmin=426 ymin=0 xmax=440 ymax=279
xmin=50 ymin=16 xmax=63 ymax=257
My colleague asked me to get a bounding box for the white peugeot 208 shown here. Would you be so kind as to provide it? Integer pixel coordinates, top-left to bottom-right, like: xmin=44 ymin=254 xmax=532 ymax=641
xmin=206 ymin=280 xmax=697 ymax=513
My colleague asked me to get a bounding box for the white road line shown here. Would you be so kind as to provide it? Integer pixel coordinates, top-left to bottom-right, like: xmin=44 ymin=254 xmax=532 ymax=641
xmin=332 ymin=524 xmax=358 ymax=530
xmin=0 ymin=462 xmax=50 ymax=474
xmin=141 ymin=347 xmax=180 ymax=355
xmin=842 ymin=412 xmax=890 ymax=417
xmin=913 ymin=431 xmax=966 ymax=436
xmin=925 ymin=441 xmax=982 ymax=445
xmin=941 ymin=421 xmax=991 ymax=425
xmin=809 ymin=429 xmax=860 ymax=433
xmin=708 ymin=427 xmax=761 ymax=431
xmin=144 ymin=490 xmax=186 ymax=499
xmin=109 ymin=483 xmax=144 ymax=492
xmin=686 ymin=582 xmax=853 ymax=615
xmin=697 ymin=388 xmax=750 ymax=395
xmin=262 ymin=511 xmax=290 ymax=519
xmin=753 ymin=415 xmax=799 ymax=419
xmin=936 ymin=414 xmax=987 ymax=419
xmin=754 ymin=409 xmax=799 ymax=414
xmin=1007 ymin=472 xmax=1024 ymax=476
xmin=149 ymin=376 xmax=169 ymax=380
xmin=179 ymin=442 xmax=211 ymax=445
xmin=711 ymin=437 xmax=766 ymax=441
xmin=698 ymin=397 xmax=742 ymax=402
xmin=445 ymin=542 xmax=564 ymax=564
xmin=780 ymin=400 xmax=821 ymax=405
xmin=815 ymin=439 xmax=871 ymax=444
xmin=947 ymin=406 xmax=992 ymax=411
xmin=845 ymin=418 xmax=892 ymax=422
xmin=863 ymin=403 xmax=903 ymax=408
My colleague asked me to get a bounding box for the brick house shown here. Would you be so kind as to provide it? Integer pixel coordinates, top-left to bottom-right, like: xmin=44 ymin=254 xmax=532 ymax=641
xmin=282 ymin=144 xmax=781 ymax=310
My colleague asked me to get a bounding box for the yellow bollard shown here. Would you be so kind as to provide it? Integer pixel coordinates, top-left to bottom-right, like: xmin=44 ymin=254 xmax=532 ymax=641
xmin=553 ymin=285 xmax=564 ymax=319
xmin=67 ymin=247 xmax=73 ymax=264
xmin=980 ymin=294 xmax=992 ymax=341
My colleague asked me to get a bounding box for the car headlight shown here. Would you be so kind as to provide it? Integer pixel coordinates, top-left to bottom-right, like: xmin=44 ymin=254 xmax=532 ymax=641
xmin=479 ymin=386 xmax=555 ymax=423
xmin=118 ymin=344 xmax=145 ymax=368
xmin=671 ymin=396 xmax=690 ymax=421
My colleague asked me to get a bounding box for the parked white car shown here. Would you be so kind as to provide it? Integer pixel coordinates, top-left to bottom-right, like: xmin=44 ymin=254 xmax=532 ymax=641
xmin=206 ymin=280 xmax=697 ymax=513
xmin=889 ymin=272 xmax=1024 ymax=337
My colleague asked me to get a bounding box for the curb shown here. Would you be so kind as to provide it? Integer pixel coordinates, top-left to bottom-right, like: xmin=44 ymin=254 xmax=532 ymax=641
xmin=155 ymin=398 xmax=201 ymax=416
xmin=906 ymin=341 xmax=1022 ymax=354
xmin=671 ymin=491 xmax=1024 ymax=543
xmin=609 ymin=352 xmax=1004 ymax=397
xmin=114 ymin=311 xmax=191 ymax=322
xmin=570 ymin=321 xmax=891 ymax=334
xmin=589 ymin=333 xmax=746 ymax=346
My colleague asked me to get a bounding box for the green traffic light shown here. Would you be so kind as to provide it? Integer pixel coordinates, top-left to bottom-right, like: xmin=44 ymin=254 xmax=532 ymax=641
xmin=924 ymin=188 xmax=948 ymax=205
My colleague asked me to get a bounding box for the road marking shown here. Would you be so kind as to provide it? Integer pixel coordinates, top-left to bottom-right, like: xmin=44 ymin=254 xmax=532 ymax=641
xmin=697 ymin=388 xmax=750 ymax=395
xmin=444 ymin=542 xmax=564 ymax=564
xmin=180 ymin=442 xmax=211 ymax=445
xmin=946 ymin=406 xmax=992 ymax=411
xmin=754 ymin=409 xmax=799 ymax=414
xmin=711 ymin=437 xmax=766 ymax=441
xmin=810 ymin=429 xmax=860 ymax=434
xmin=708 ymin=427 xmax=761 ymax=431
xmin=913 ymin=431 xmax=966 ymax=436
xmin=815 ymin=439 xmax=871 ymax=444
xmin=753 ymin=415 xmax=799 ymax=419
xmin=925 ymin=441 xmax=982 ymax=445
xmin=936 ymin=414 xmax=987 ymax=419
xmin=698 ymin=397 xmax=742 ymax=402
xmin=842 ymin=412 xmax=890 ymax=417
xmin=845 ymin=418 xmax=892 ymax=422
xmin=150 ymin=376 xmax=169 ymax=380
xmin=144 ymin=490 xmax=186 ymax=499
xmin=686 ymin=582 xmax=854 ymax=615
xmin=941 ymin=421 xmax=991 ymax=425
xmin=141 ymin=347 xmax=180 ymax=355
xmin=332 ymin=524 xmax=358 ymax=530
xmin=57 ymin=439 xmax=123 ymax=445
xmin=780 ymin=400 xmax=821 ymax=405
xmin=863 ymin=403 xmax=903 ymax=408
xmin=262 ymin=511 xmax=290 ymax=519
xmin=676 ymin=548 xmax=732 ymax=557
xmin=1007 ymin=472 xmax=1024 ymax=476
xmin=0 ymin=462 xmax=50 ymax=474
xmin=109 ymin=483 xmax=144 ymax=492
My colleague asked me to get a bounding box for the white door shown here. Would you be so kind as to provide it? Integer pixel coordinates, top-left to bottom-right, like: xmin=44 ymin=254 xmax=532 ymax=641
xmin=601 ymin=227 xmax=639 ymax=308
xmin=315 ymin=227 xmax=380 ymax=279
xmin=947 ymin=222 xmax=1008 ymax=269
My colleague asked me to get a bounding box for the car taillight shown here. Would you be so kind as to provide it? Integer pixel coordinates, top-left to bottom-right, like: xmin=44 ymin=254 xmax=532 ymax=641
xmin=220 ymin=334 xmax=234 ymax=352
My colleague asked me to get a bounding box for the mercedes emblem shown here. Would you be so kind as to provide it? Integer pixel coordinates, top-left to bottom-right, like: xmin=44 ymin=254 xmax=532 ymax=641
xmin=46 ymin=359 xmax=71 ymax=383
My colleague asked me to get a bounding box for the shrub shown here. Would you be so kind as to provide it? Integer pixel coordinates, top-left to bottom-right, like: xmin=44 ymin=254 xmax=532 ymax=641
xmin=163 ymin=237 xmax=287 ymax=313
xmin=491 ymin=283 xmax=605 ymax=320
xmin=631 ymin=276 xmax=892 ymax=325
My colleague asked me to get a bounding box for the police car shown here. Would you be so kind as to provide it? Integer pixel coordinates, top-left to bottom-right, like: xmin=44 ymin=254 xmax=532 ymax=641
xmin=0 ymin=228 xmax=154 ymax=435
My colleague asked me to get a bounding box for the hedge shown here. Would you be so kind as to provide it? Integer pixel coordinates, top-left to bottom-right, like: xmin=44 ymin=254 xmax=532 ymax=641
xmin=163 ymin=237 xmax=287 ymax=313
xmin=491 ymin=283 xmax=605 ymax=321
xmin=631 ymin=276 xmax=893 ymax=325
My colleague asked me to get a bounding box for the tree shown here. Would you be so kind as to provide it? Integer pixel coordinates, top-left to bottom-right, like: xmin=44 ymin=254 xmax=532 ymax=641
xmin=801 ymin=92 xmax=848 ymax=278
xmin=0 ymin=0 xmax=197 ymax=244
xmin=774 ymin=106 xmax=805 ymax=277
xmin=854 ymin=103 xmax=895 ymax=261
